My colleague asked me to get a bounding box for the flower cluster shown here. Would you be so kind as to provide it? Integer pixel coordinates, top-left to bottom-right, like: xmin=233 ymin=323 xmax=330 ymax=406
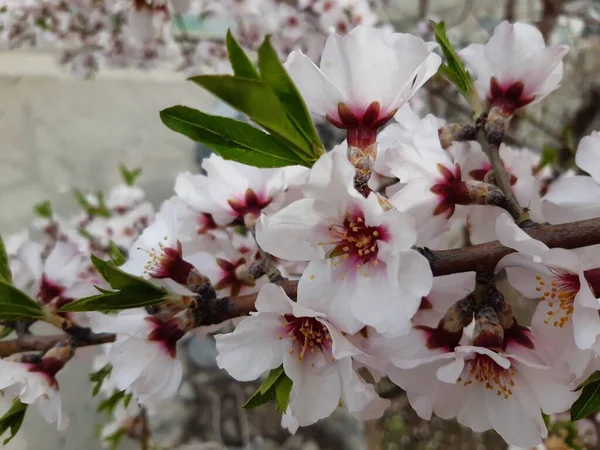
xmin=0 ymin=0 xmax=377 ymax=77
xmin=3 ymin=18 xmax=600 ymax=450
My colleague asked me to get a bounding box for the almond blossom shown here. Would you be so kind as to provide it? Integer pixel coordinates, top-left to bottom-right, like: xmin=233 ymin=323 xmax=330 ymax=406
xmin=285 ymin=25 xmax=440 ymax=149
xmin=257 ymin=152 xmax=432 ymax=336
xmin=496 ymin=216 xmax=600 ymax=351
xmin=88 ymin=309 xmax=186 ymax=407
xmin=544 ymin=131 xmax=600 ymax=223
xmin=215 ymin=283 xmax=389 ymax=426
xmin=460 ymin=21 xmax=569 ymax=115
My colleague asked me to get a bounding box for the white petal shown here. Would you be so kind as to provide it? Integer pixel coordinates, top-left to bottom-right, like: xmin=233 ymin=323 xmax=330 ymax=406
xmin=575 ymin=132 xmax=600 ymax=183
xmin=215 ymin=314 xmax=286 ymax=381
xmin=543 ymin=175 xmax=600 ymax=222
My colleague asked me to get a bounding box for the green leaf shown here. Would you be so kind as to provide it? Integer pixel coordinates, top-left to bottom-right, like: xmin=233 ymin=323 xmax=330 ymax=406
xmin=34 ymin=200 xmax=53 ymax=219
xmin=108 ymin=242 xmax=126 ymax=266
xmin=73 ymin=189 xmax=110 ymax=218
xmin=576 ymin=371 xmax=600 ymax=391
xmin=571 ymin=379 xmax=600 ymax=420
xmin=275 ymin=374 xmax=293 ymax=412
xmin=0 ymin=280 xmax=43 ymax=320
xmin=0 ymin=234 xmax=12 ymax=284
xmin=98 ymin=390 xmax=131 ymax=416
xmin=226 ymin=29 xmax=260 ymax=80
xmin=0 ymin=326 xmax=13 ymax=339
xmin=189 ymin=75 xmax=313 ymax=158
xmin=257 ymin=36 xmax=323 ymax=158
xmin=430 ymin=21 xmax=482 ymax=116
xmin=119 ymin=163 xmax=143 ymax=186
xmin=160 ymin=106 xmax=311 ymax=168
xmin=244 ymin=367 xmax=293 ymax=411
xmin=91 ymin=254 xmax=109 ymax=282
xmin=103 ymin=428 xmax=126 ymax=450
xmin=538 ymin=146 xmax=558 ymax=170
xmin=90 ymin=364 xmax=113 ymax=397
xmin=59 ymin=288 xmax=167 ymax=312
xmin=103 ymin=261 xmax=163 ymax=292
xmin=258 ymin=367 xmax=284 ymax=394
xmin=0 ymin=400 xmax=27 ymax=445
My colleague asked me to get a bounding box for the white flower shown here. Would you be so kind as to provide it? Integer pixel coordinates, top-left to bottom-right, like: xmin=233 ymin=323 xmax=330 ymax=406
xmin=285 ymin=25 xmax=440 ymax=136
xmin=88 ymin=309 xmax=184 ymax=407
xmin=496 ymin=216 xmax=600 ymax=350
xmin=543 ymin=131 xmax=600 ymax=223
xmin=175 ymin=154 xmax=290 ymax=226
xmin=386 ymin=115 xmax=469 ymax=246
xmin=0 ymin=359 xmax=66 ymax=429
xmin=387 ymin=332 xmax=576 ymax=448
xmin=215 ymin=284 xmax=389 ymax=427
xmin=460 ymin=21 xmax=568 ymax=114
xmin=257 ymin=152 xmax=432 ymax=336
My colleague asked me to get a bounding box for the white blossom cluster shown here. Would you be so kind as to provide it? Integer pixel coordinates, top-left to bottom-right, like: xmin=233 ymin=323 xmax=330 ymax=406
xmin=0 ymin=0 xmax=377 ymax=77
xmin=3 ymin=19 xmax=600 ymax=450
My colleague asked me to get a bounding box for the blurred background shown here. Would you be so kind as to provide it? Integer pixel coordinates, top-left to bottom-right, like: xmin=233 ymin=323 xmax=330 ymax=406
xmin=1 ymin=0 xmax=600 ymax=449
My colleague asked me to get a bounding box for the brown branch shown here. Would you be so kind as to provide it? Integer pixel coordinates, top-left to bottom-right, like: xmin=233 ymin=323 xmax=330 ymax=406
xmin=3 ymin=217 xmax=600 ymax=357
xmin=537 ymin=0 xmax=567 ymax=43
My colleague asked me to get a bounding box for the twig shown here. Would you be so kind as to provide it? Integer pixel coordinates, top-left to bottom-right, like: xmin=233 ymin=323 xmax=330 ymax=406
xmin=140 ymin=407 xmax=150 ymax=450
xmin=4 ymin=217 xmax=600 ymax=357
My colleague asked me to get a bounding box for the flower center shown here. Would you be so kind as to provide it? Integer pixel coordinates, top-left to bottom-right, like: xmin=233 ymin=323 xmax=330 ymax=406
xmin=227 ymin=188 xmax=272 ymax=219
xmin=327 ymin=213 xmax=386 ymax=266
xmin=37 ymin=274 xmax=64 ymax=304
xmin=281 ymin=315 xmax=332 ymax=362
xmin=430 ymin=163 xmax=470 ymax=219
xmin=147 ymin=317 xmax=186 ymax=358
xmin=488 ymin=77 xmax=535 ymax=115
xmin=213 ymin=257 xmax=255 ymax=296
xmin=143 ymin=238 xmax=194 ymax=285
xmin=458 ymin=354 xmax=516 ymax=399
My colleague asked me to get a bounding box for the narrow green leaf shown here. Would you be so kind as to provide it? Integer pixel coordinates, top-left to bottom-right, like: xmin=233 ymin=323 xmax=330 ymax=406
xmin=538 ymin=146 xmax=558 ymax=170
xmin=90 ymin=364 xmax=113 ymax=396
xmin=0 ymin=234 xmax=12 ymax=284
xmin=0 ymin=400 xmax=27 ymax=445
xmin=119 ymin=163 xmax=143 ymax=186
xmin=73 ymin=189 xmax=110 ymax=218
xmin=275 ymin=374 xmax=293 ymax=412
xmin=103 ymin=261 xmax=164 ymax=293
xmin=226 ymin=29 xmax=260 ymax=80
xmin=0 ymin=280 xmax=43 ymax=320
xmin=257 ymin=36 xmax=323 ymax=158
xmin=160 ymin=106 xmax=311 ymax=168
xmin=258 ymin=367 xmax=284 ymax=394
xmin=34 ymin=200 xmax=53 ymax=219
xmin=571 ymin=380 xmax=600 ymax=420
xmin=59 ymin=288 xmax=166 ymax=312
xmin=430 ymin=21 xmax=482 ymax=116
xmin=243 ymin=384 xmax=277 ymax=410
xmin=108 ymin=242 xmax=126 ymax=266
xmin=575 ymin=371 xmax=600 ymax=392
xmin=90 ymin=254 xmax=109 ymax=282
xmin=98 ymin=390 xmax=128 ymax=416
xmin=103 ymin=428 xmax=126 ymax=450
xmin=189 ymin=75 xmax=313 ymax=157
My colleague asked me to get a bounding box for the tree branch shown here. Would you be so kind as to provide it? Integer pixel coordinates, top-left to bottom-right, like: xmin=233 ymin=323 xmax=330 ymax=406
xmin=3 ymin=218 xmax=600 ymax=357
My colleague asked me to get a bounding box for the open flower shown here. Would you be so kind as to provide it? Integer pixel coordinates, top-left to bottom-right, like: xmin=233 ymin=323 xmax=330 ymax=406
xmin=285 ymin=25 xmax=440 ymax=147
xmin=88 ymin=309 xmax=185 ymax=407
xmin=175 ymin=154 xmax=290 ymax=226
xmin=0 ymin=347 xmax=71 ymax=430
xmin=257 ymin=152 xmax=432 ymax=336
xmin=496 ymin=216 xmax=600 ymax=350
xmin=215 ymin=284 xmax=389 ymax=427
xmin=543 ymin=131 xmax=600 ymax=223
xmin=460 ymin=21 xmax=568 ymax=115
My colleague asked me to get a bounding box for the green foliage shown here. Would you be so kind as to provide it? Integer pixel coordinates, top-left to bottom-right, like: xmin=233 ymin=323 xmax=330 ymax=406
xmin=226 ymin=29 xmax=260 ymax=80
xmin=160 ymin=106 xmax=311 ymax=168
xmin=244 ymin=366 xmax=293 ymax=412
xmin=257 ymin=36 xmax=323 ymax=156
xmin=571 ymin=378 xmax=600 ymax=421
xmin=430 ymin=21 xmax=483 ymax=116
xmin=103 ymin=428 xmax=126 ymax=450
xmin=73 ymin=189 xmax=111 ymax=218
xmin=108 ymin=242 xmax=127 ymax=266
xmin=119 ymin=164 xmax=143 ymax=186
xmin=90 ymin=364 xmax=113 ymax=396
xmin=163 ymin=31 xmax=323 ymax=169
xmin=0 ymin=280 xmax=44 ymax=320
xmin=34 ymin=200 xmax=53 ymax=219
xmin=98 ymin=390 xmax=132 ymax=416
xmin=0 ymin=400 xmax=27 ymax=445
xmin=59 ymin=256 xmax=168 ymax=312
xmin=0 ymin=234 xmax=12 ymax=284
